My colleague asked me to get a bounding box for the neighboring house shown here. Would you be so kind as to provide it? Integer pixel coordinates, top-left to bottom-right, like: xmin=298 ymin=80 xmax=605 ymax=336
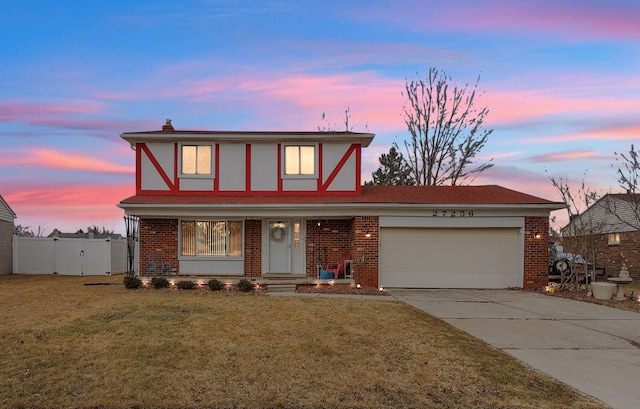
xmin=0 ymin=194 xmax=17 ymax=275
xmin=118 ymin=120 xmax=562 ymax=289
xmin=562 ymin=193 xmax=640 ymax=280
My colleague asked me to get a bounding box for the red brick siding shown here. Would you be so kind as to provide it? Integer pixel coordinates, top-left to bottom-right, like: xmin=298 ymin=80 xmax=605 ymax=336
xmin=563 ymin=232 xmax=640 ymax=281
xmin=139 ymin=218 xmax=178 ymax=276
xmin=244 ymin=220 xmax=262 ymax=278
xmin=350 ymin=216 xmax=379 ymax=288
xmin=305 ymin=219 xmax=351 ymax=277
xmin=523 ymin=216 xmax=549 ymax=289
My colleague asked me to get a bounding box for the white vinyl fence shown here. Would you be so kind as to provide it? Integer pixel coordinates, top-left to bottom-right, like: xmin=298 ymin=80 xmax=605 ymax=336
xmin=13 ymin=236 xmax=127 ymax=275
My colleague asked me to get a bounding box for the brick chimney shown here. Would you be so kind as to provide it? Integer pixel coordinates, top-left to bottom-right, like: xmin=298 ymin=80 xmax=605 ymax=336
xmin=162 ymin=119 xmax=174 ymax=132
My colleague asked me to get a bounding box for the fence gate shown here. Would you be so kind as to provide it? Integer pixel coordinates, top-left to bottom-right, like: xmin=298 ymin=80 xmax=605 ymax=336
xmin=13 ymin=236 xmax=126 ymax=275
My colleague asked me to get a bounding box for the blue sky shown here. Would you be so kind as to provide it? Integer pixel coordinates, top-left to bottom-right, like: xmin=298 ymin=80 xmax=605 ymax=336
xmin=1 ymin=0 xmax=639 ymax=234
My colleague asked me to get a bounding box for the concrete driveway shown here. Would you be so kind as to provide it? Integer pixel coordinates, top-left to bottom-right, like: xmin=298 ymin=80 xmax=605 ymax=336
xmin=388 ymin=289 xmax=640 ymax=409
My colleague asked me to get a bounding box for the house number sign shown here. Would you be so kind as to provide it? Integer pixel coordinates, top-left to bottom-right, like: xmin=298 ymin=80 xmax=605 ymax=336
xmin=431 ymin=210 xmax=474 ymax=217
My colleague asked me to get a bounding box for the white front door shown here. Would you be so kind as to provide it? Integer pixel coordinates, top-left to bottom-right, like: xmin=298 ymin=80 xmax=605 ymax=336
xmin=268 ymin=220 xmax=291 ymax=273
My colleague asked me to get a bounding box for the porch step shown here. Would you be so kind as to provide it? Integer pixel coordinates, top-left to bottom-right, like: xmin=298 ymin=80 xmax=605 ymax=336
xmin=267 ymin=284 xmax=297 ymax=293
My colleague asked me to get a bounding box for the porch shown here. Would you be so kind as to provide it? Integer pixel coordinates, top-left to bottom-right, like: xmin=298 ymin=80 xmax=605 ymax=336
xmin=135 ymin=216 xmax=379 ymax=287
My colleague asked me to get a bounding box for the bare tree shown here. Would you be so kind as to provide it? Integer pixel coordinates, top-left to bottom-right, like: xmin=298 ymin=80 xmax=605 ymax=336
xmin=400 ymin=67 xmax=493 ymax=186
xmin=604 ymin=144 xmax=640 ymax=230
xmin=551 ymin=175 xmax=605 ymax=290
xmin=318 ymin=108 xmax=365 ymax=132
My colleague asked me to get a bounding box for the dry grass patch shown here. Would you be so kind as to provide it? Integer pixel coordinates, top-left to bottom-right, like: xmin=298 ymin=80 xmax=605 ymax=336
xmin=0 ymin=275 xmax=605 ymax=409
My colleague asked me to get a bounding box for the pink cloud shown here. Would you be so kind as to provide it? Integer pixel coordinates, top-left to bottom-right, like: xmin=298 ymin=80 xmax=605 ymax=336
xmin=0 ymin=148 xmax=133 ymax=174
xmin=484 ymin=87 xmax=638 ymax=127
xmin=527 ymin=150 xmax=602 ymax=163
xmin=523 ymin=125 xmax=640 ymax=144
xmin=4 ymin=182 xmax=134 ymax=235
xmin=0 ymin=100 xmax=104 ymax=117
xmin=353 ymin=0 xmax=640 ymax=40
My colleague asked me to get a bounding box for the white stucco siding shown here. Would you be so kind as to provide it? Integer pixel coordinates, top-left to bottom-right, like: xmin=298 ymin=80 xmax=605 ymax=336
xmin=141 ymin=151 xmax=171 ymax=191
xmin=282 ymin=178 xmax=317 ymax=191
xmin=325 ymin=153 xmax=356 ymax=191
xmin=250 ymin=144 xmax=278 ymax=191
xmin=180 ymin=178 xmax=214 ymax=191
xmin=218 ymin=144 xmax=246 ymax=191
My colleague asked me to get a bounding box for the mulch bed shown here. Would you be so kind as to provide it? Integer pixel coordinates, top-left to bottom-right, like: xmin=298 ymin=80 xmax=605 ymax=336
xmin=296 ymin=284 xmax=388 ymax=296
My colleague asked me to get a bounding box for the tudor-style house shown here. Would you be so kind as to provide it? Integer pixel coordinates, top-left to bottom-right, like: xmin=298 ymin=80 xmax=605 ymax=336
xmin=118 ymin=120 xmax=562 ymax=289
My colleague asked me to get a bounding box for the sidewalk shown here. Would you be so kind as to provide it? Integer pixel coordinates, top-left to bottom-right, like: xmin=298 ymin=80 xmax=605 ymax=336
xmin=388 ymin=289 xmax=640 ymax=409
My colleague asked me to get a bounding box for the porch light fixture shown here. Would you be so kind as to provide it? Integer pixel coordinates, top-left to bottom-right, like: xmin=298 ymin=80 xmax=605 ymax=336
xmin=365 ymin=231 xmax=371 ymax=238
xmin=534 ymin=232 xmax=542 ymax=239
xmin=356 ymin=283 xmax=361 ymax=289
xmin=273 ymin=222 xmax=286 ymax=229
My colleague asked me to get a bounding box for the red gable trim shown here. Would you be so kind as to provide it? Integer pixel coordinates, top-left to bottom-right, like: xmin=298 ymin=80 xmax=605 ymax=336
xmin=321 ymin=144 xmax=357 ymax=192
xmin=213 ymin=144 xmax=220 ymax=192
xmin=277 ymin=143 xmax=283 ymax=192
xmin=138 ymin=143 xmax=175 ymax=192
xmin=245 ymin=144 xmax=251 ymax=191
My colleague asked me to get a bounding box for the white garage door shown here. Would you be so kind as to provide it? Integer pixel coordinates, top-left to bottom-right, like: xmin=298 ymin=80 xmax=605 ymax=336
xmin=379 ymin=228 xmax=521 ymax=289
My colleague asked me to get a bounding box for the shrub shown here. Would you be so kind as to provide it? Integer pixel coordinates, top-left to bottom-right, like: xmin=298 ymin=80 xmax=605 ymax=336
xmin=236 ymin=279 xmax=254 ymax=292
xmin=207 ymin=278 xmax=223 ymax=291
xmin=151 ymin=277 xmax=170 ymax=289
xmin=123 ymin=276 xmax=142 ymax=289
xmin=176 ymin=280 xmax=196 ymax=290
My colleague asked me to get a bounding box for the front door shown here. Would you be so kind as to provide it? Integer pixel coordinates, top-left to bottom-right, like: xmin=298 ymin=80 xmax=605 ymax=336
xmin=268 ymin=220 xmax=291 ymax=273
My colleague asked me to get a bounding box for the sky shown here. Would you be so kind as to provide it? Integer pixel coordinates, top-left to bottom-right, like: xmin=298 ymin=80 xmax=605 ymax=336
xmin=1 ymin=0 xmax=639 ymax=235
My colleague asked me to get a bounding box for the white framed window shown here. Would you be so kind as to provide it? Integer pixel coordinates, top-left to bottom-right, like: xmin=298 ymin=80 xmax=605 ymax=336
xmin=608 ymin=233 xmax=620 ymax=245
xmin=181 ymin=144 xmax=213 ymax=176
xmin=181 ymin=220 xmax=243 ymax=257
xmin=284 ymin=145 xmax=316 ymax=176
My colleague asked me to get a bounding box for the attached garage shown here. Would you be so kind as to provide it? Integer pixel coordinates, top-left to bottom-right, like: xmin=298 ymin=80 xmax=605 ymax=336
xmin=379 ymin=217 xmax=524 ymax=289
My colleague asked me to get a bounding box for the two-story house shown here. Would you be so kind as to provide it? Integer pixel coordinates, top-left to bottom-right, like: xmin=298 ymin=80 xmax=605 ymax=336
xmin=562 ymin=193 xmax=640 ymax=281
xmin=118 ymin=120 xmax=562 ymax=289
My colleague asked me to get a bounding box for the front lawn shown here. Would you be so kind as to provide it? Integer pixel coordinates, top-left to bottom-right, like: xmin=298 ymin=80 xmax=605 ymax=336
xmin=0 ymin=275 xmax=604 ymax=408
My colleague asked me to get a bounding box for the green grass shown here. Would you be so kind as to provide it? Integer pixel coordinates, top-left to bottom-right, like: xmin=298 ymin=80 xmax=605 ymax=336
xmin=0 ymin=275 xmax=605 ymax=408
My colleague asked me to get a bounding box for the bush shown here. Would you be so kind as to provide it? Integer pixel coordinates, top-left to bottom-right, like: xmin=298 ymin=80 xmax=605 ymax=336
xmin=176 ymin=280 xmax=196 ymax=290
xmin=151 ymin=277 xmax=170 ymax=289
xmin=236 ymin=279 xmax=254 ymax=292
xmin=208 ymin=278 xmax=223 ymax=291
xmin=123 ymin=276 xmax=142 ymax=289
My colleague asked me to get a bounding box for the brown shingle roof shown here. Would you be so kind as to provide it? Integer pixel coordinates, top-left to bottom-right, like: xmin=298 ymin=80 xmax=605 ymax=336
xmin=120 ymin=185 xmax=560 ymax=206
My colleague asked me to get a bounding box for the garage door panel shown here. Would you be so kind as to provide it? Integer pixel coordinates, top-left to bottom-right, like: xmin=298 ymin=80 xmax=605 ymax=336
xmin=379 ymin=227 xmax=521 ymax=289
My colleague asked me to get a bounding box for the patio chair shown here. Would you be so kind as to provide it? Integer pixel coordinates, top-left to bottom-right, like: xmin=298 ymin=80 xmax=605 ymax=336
xmin=325 ymin=252 xmax=351 ymax=279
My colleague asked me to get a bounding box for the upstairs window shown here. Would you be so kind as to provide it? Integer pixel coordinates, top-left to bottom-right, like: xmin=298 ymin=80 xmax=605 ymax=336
xmin=608 ymin=233 xmax=620 ymax=245
xmin=181 ymin=145 xmax=212 ymax=175
xmin=284 ymin=145 xmax=315 ymax=175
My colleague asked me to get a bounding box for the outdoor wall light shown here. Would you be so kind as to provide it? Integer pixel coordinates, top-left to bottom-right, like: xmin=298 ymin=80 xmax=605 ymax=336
xmin=356 ymin=283 xmax=361 ymax=289
xmin=378 ymin=287 xmax=384 ymax=292
xmin=534 ymin=232 xmax=542 ymax=239
xmin=365 ymin=231 xmax=371 ymax=238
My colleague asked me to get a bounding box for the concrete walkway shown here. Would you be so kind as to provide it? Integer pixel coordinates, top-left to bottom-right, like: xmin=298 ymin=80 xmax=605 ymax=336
xmin=388 ymin=289 xmax=640 ymax=409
